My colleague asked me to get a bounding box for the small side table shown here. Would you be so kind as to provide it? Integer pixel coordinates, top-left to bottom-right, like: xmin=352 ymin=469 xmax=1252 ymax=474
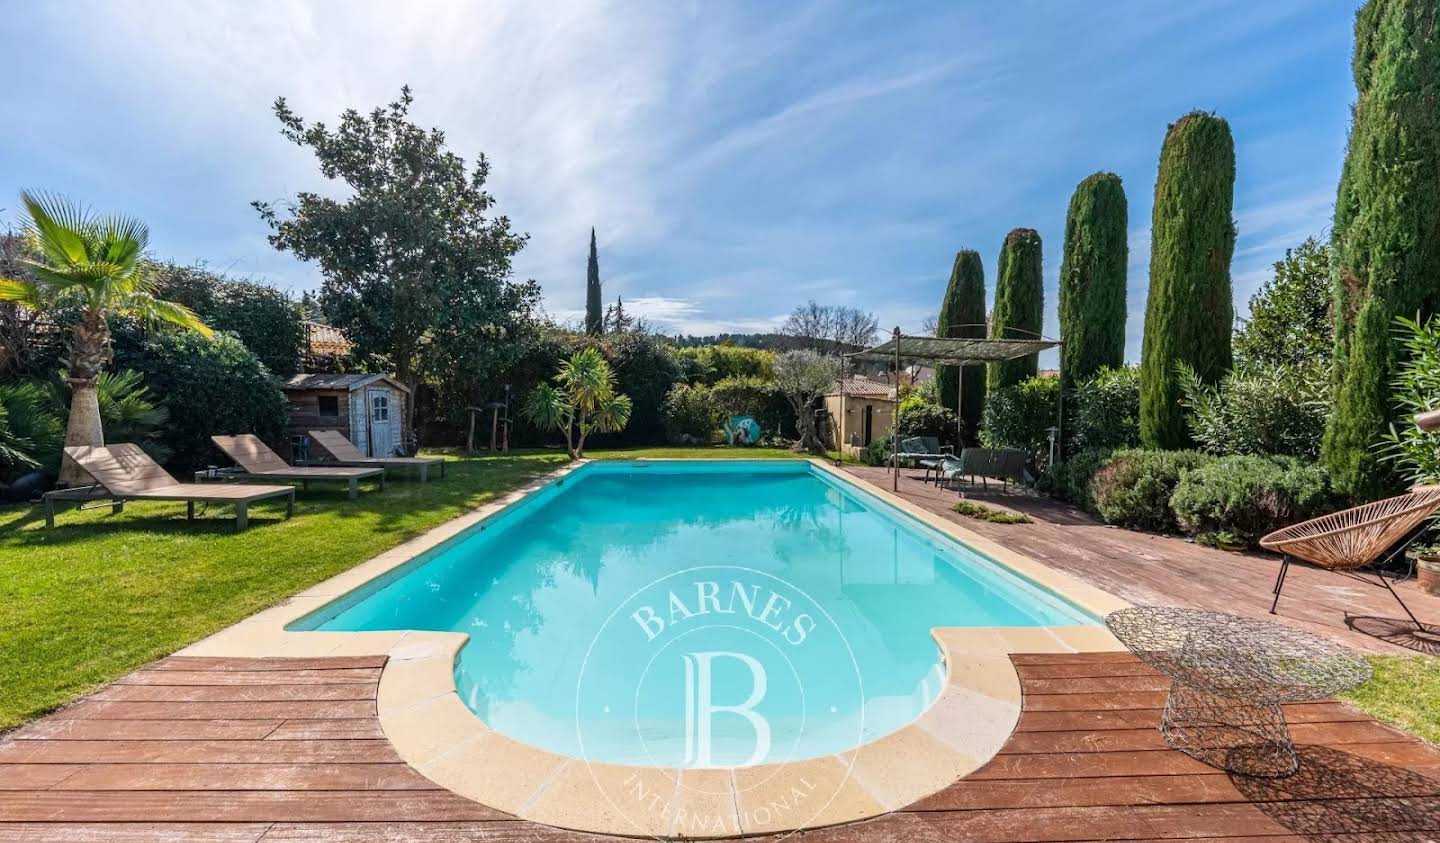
xmin=194 ymin=468 xmax=250 ymax=483
xmin=1106 ymin=607 xmax=1372 ymax=778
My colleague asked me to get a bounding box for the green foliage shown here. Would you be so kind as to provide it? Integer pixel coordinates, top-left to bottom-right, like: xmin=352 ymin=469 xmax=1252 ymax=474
xmin=1070 ymin=366 xmax=1140 ymax=452
xmin=1177 ymin=362 xmax=1330 ymax=458
xmin=988 ymin=229 xmax=1044 ymax=391
xmin=0 ymin=382 xmax=62 ymax=478
xmin=1324 ymin=1 xmax=1440 ymax=499
xmin=936 ymin=250 xmax=987 ymax=439
xmin=710 ymin=376 xmax=786 ymax=441
xmin=601 ymin=332 xmax=680 ymax=445
xmin=51 ymin=369 xmax=172 ymax=465
xmin=1051 ymin=447 xmax=1113 ymax=511
xmin=586 ymin=228 xmax=603 ymax=335
xmin=115 ymin=332 xmax=287 ymax=472
xmin=1381 ymin=315 xmax=1440 ymax=485
xmin=151 ymin=262 xmax=305 ymax=377
xmin=980 ymin=376 xmax=1059 ymax=465
xmin=953 ymin=500 xmax=1033 ymax=524
xmin=1140 ymin=112 xmax=1237 ymax=449
xmin=661 ymin=383 xmax=718 ymax=443
xmin=859 ymin=438 xmax=892 ymax=467
xmin=1170 ymin=455 xmax=1331 ymax=547
xmin=1059 ymin=172 xmax=1128 ymax=393
xmin=1090 ymin=448 xmax=1213 ymax=532
xmin=522 ymin=347 xmax=632 ymax=457
xmin=773 ymin=350 xmax=840 ymax=453
xmin=895 ymin=394 xmax=960 ymax=450
xmin=1233 ymin=237 xmax=1333 ymax=371
xmin=675 ymin=345 xmax=775 ymax=385
xmin=254 ymin=87 xmax=538 ymax=420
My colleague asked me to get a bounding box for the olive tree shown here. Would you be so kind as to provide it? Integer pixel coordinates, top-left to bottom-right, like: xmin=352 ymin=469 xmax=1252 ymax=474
xmin=773 ymin=350 xmax=839 ymax=453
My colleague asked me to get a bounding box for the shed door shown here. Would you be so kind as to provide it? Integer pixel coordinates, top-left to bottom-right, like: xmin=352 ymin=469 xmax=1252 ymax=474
xmin=863 ymin=405 xmax=874 ymax=445
xmin=366 ymin=387 xmax=394 ymax=456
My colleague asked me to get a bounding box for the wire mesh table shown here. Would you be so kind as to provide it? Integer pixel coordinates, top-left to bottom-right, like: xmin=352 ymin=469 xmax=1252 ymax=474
xmin=1106 ymin=607 xmax=1372 ymax=778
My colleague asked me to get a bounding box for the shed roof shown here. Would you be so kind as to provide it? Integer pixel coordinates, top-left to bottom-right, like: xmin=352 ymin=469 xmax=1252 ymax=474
xmin=847 ymin=334 xmax=1059 ymax=365
xmin=283 ymin=373 xmax=411 ymax=393
xmin=826 ymin=375 xmax=896 ymax=399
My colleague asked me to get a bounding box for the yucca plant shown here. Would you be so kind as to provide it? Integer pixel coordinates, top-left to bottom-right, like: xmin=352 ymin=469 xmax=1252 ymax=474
xmin=523 ymin=347 xmax=632 ymax=458
xmin=0 ymin=192 xmax=211 ymax=483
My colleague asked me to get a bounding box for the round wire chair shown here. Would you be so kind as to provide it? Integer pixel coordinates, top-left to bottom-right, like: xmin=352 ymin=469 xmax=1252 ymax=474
xmin=1259 ymin=486 xmax=1440 ymax=630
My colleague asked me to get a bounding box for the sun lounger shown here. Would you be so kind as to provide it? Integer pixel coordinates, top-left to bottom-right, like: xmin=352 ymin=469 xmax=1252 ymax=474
xmin=307 ymin=429 xmax=446 ymax=482
xmin=211 ymin=434 xmax=384 ymax=499
xmin=46 ymin=444 xmax=294 ymax=530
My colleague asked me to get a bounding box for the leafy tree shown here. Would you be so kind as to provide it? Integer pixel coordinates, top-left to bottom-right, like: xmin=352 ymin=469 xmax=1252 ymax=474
xmin=1177 ymin=361 xmax=1330 ymax=458
xmin=781 ymin=301 xmax=878 ymax=355
xmin=602 ymin=331 xmax=680 ymax=444
xmin=1233 ymin=237 xmax=1332 ymax=371
xmin=661 ymin=382 xmax=717 ymax=442
xmin=586 ymin=228 xmax=603 ymax=335
xmin=254 ymin=87 xmax=537 ymax=427
xmin=980 ymin=375 xmax=1060 ymax=466
xmin=115 ymin=331 xmax=287 ymax=472
xmin=772 ymin=350 xmax=839 ymax=453
xmin=1323 ymin=0 xmax=1440 ymax=498
xmin=1381 ymin=315 xmax=1440 ymax=485
xmin=522 ymin=347 xmax=632 ymax=458
xmin=149 ymin=262 xmax=305 ymax=377
xmin=602 ymin=295 xmax=639 ymax=334
xmin=0 ymin=192 xmax=211 ymax=484
xmin=676 ymin=346 xmax=774 ymax=385
xmin=988 ymin=229 xmax=1044 ymax=391
xmin=1140 ymin=112 xmax=1236 ymax=449
xmin=1070 ymin=366 xmax=1141 ymax=452
xmin=1059 ymin=172 xmax=1128 ymax=393
xmin=935 ymin=250 xmax=986 ymax=443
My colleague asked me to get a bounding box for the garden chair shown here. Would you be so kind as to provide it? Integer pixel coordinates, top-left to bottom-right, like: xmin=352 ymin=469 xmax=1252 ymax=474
xmin=211 ymin=434 xmax=385 ymax=500
xmin=892 ymin=435 xmax=953 ymax=470
xmin=1259 ymin=486 xmax=1440 ymax=631
xmin=45 ymin=444 xmax=294 ymax=530
xmin=936 ymin=447 xmax=1029 ymax=491
xmin=307 ymin=429 xmax=446 ymax=482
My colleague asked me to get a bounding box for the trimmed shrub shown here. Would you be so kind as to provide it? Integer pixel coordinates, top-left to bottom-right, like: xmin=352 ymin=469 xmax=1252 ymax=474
xmin=895 ymin=394 xmax=960 ymax=450
xmin=1140 ymin=111 xmax=1236 ymax=449
xmin=981 ymin=376 xmax=1059 ymax=465
xmin=1323 ymin=0 xmax=1440 ymax=498
xmin=1070 ymin=366 xmax=1140 ymax=452
xmin=1051 ymin=447 xmax=1114 ymax=511
xmin=661 ymin=382 xmax=718 ymax=443
xmin=988 ymin=229 xmax=1045 ymax=390
xmin=1178 ymin=362 xmax=1329 ymax=458
xmin=1171 ymin=455 xmax=1331 ymax=547
xmin=115 ymin=332 xmax=287 ymax=472
xmin=936 ymin=250 xmax=987 ymax=440
xmin=1090 ymin=449 xmax=1213 ymax=532
xmin=710 ymin=376 xmax=790 ymax=439
xmin=860 ymin=438 xmax=892 ymax=467
xmin=675 ymin=346 xmax=775 ymax=385
xmin=1060 ymin=172 xmax=1128 ymax=392
xmin=603 ymin=331 xmax=682 ymax=445
xmin=152 ymin=262 xmax=305 ymax=377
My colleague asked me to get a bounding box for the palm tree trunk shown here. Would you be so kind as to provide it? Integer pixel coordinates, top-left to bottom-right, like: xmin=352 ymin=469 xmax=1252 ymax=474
xmin=59 ymin=382 xmax=103 ymax=486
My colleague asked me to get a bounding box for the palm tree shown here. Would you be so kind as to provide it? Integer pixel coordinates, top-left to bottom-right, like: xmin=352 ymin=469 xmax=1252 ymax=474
xmin=0 ymin=192 xmax=211 ymax=484
xmin=523 ymin=347 xmax=632 ymax=458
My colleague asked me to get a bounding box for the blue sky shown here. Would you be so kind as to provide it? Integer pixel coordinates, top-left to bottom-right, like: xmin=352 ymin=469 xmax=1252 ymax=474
xmin=2 ymin=1 xmax=1356 ymax=363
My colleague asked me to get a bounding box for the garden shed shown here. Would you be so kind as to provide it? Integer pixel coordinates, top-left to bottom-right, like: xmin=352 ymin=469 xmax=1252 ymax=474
xmin=282 ymin=373 xmax=411 ymax=459
xmin=824 ymin=375 xmax=896 ymax=457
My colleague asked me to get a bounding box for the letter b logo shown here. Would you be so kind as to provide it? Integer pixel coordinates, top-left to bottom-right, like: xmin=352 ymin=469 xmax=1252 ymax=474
xmin=681 ymin=651 xmax=770 ymax=767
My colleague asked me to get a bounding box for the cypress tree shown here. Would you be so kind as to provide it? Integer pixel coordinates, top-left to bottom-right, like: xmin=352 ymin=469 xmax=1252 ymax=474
xmin=936 ymin=250 xmax=987 ymax=441
xmin=585 ymin=227 xmax=603 ymax=335
xmin=1139 ymin=112 xmax=1236 ymax=450
xmin=1059 ymin=172 xmax=1128 ymax=394
xmin=1322 ymin=0 xmax=1440 ymax=499
xmin=988 ymin=228 xmax=1044 ymax=391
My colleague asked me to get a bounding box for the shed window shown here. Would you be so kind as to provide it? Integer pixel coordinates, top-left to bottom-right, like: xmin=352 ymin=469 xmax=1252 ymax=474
xmin=317 ymin=396 xmax=340 ymax=417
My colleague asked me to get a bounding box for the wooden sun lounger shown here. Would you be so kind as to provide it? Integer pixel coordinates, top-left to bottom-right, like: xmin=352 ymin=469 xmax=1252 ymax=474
xmin=211 ymin=434 xmax=385 ymax=500
xmin=46 ymin=444 xmax=294 ymax=530
xmin=307 ymin=429 xmax=446 ymax=482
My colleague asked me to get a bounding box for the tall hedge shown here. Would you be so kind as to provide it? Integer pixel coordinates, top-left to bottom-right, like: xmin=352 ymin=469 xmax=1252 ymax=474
xmin=1059 ymin=172 xmax=1128 ymax=394
xmin=935 ymin=250 xmax=987 ymax=442
xmin=988 ymin=229 xmax=1044 ymax=391
xmin=1322 ymin=0 xmax=1440 ymax=499
xmin=1139 ymin=112 xmax=1236 ymax=450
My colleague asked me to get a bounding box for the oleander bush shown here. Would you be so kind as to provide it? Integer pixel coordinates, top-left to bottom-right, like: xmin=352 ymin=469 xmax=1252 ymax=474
xmin=1089 ymin=448 xmax=1213 ymax=532
xmin=1177 ymin=362 xmax=1329 ymax=458
xmin=1069 ymin=366 xmax=1140 ymax=452
xmin=1170 ymin=454 xmax=1331 ymax=547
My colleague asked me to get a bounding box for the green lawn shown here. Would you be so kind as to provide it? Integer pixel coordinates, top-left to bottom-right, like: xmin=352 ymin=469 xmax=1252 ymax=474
xmin=3 ymin=443 xmax=1435 ymax=747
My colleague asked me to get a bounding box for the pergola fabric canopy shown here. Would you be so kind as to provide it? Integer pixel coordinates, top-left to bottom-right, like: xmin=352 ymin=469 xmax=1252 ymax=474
xmin=847 ymin=334 xmax=1059 ymax=365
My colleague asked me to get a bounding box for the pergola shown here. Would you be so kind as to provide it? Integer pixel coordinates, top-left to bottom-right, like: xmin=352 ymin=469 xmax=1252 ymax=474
xmin=845 ymin=327 xmax=1062 ymax=491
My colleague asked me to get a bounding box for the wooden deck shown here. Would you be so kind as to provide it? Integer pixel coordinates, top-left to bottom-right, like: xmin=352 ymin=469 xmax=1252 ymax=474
xmin=843 ymin=465 xmax=1440 ymax=655
xmin=1 ymin=654 xmax=1436 ymax=841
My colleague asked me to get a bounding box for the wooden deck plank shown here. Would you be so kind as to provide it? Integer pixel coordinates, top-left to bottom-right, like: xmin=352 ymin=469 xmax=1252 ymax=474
xmin=1023 ymin=691 xmax=1170 ymax=711
xmin=0 ymin=791 xmax=505 ymax=823
xmin=54 ymin=700 xmax=375 ymax=721
xmin=53 ymin=763 xmax=437 ymax=791
xmin=92 ymin=683 xmax=377 ymax=703
xmin=0 ymin=740 xmax=401 ymax=765
xmin=0 ymin=824 xmax=271 ymax=842
xmin=118 ymin=669 xmax=380 ymax=686
xmin=1021 ymin=675 xmax=1173 ymax=694
xmin=263 ymin=720 xmax=385 ymax=741
xmin=0 ymin=765 xmax=81 ymax=790
xmin=150 ymin=657 xmax=386 ymax=672
xmin=9 ymin=720 xmax=284 ymax=742
xmin=256 ymin=822 xmax=592 ymax=842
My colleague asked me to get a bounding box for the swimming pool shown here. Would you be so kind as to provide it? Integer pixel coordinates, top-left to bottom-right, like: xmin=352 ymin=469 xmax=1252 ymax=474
xmin=294 ymin=460 xmax=1094 ymax=767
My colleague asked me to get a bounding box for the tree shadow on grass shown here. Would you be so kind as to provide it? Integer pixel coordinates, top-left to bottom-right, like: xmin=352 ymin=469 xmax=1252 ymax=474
xmin=1229 ymin=745 xmax=1440 ymax=841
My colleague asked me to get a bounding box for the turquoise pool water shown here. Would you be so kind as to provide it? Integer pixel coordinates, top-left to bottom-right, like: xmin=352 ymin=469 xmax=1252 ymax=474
xmin=296 ymin=460 xmax=1093 ymax=767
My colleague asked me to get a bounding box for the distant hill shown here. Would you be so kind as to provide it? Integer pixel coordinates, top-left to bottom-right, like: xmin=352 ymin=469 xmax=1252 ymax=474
xmin=667 ymin=333 xmax=866 ymax=354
